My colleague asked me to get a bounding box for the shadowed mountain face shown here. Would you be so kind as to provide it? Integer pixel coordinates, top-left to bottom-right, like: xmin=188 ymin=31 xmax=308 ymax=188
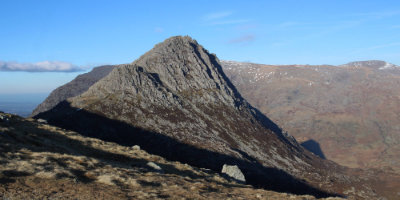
xmin=222 ymin=60 xmax=400 ymax=174
xmin=300 ymin=139 xmax=326 ymax=159
xmin=34 ymin=36 xmax=394 ymax=198
xmin=31 ymin=65 xmax=114 ymax=117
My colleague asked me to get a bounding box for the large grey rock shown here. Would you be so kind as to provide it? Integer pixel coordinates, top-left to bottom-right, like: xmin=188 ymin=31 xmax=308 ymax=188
xmin=221 ymin=164 xmax=246 ymax=183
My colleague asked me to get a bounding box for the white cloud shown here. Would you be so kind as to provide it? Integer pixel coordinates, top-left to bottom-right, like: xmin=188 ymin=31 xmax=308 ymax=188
xmin=202 ymin=11 xmax=249 ymax=26
xmin=0 ymin=61 xmax=85 ymax=72
xmin=203 ymin=11 xmax=232 ymax=21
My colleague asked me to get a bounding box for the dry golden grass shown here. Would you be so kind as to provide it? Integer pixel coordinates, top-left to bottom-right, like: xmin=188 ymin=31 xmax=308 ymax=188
xmin=0 ymin=113 xmax=345 ymax=199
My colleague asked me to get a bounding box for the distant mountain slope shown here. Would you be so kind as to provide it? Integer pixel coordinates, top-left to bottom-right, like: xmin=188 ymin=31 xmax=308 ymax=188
xmin=31 ymin=65 xmax=114 ymax=116
xmin=222 ymin=60 xmax=400 ymax=174
xmin=34 ymin=36 xmax=396 ymax=198
xmin=340 ymin=60 xmax=400 ymax=72
xmin=2 ymin=112 xmax=347 ymax=199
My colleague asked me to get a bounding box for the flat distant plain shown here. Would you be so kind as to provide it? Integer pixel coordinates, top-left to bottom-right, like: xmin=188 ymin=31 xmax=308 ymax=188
xmin=0 ymin=93 xmax=47 ymax=117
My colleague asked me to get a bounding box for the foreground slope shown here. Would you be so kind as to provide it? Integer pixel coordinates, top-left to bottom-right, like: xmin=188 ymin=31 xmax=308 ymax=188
xmin=1 ymin=112 xmax=346 ymax=200
xmin=34 ymin=36 xmax=395 ymax=198
xmin=221 ymin=60 xmax=400 ymax=174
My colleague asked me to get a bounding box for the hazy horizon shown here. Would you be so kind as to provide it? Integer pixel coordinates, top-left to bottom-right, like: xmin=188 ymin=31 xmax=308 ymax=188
xmin=0 ymin=93 xmax=49 ymax=117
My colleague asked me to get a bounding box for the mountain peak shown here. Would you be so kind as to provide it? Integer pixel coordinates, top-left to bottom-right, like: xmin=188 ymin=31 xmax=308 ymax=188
xmin=36 ymin=36 xmax=364 ymax=197
xmin=37 ymin=36 xmax=308 ymax=179
xmin=161 ymin=35 xmax=198 ymax=45
xmin=98 ymin=35 xmax=243 ymax=109
xmin=133 ymin=35 xmax=200 ymax=64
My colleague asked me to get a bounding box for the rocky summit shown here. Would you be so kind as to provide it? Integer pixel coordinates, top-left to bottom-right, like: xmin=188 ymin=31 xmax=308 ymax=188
xmin=34 ymin=36 xmax=396 ymax=199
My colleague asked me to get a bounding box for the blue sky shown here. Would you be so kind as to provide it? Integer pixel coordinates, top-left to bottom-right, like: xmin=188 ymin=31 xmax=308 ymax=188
xmin=1 ymin=0 xmax=400 ymax=94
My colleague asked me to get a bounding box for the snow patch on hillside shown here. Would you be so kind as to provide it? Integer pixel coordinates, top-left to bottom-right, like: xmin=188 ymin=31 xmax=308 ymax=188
xmin=379 ymin=62 xmax=399 ymax=70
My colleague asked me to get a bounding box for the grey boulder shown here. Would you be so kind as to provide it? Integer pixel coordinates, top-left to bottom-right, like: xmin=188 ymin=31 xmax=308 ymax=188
xmin=221 ymin=164 xmax=246 ymax=183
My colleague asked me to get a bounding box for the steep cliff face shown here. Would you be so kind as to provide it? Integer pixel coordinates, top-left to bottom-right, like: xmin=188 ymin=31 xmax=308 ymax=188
xmin=31 ymin=65 xmax=114 ymax=117
xmin=35 ymin=36 xmax=385 ymax=198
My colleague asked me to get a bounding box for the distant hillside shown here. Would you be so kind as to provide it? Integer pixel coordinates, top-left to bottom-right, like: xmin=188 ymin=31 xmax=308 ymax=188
xmin=222 ymin=60 xmax=400 ymax=174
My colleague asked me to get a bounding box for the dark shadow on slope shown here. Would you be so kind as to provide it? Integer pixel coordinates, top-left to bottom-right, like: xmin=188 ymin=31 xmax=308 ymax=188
xmin=300 ymin=139 xmax=326 ymax=159
xmin=0 ymin=114 xmax=234 ymax=186
xmin=33 ymin=101 xmax=343 ymax=198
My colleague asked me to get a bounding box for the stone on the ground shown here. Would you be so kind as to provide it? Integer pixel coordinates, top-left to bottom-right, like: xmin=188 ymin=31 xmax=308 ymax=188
xmin=221 ymin=164 xmax=246 ymax=183
xmin=132 ymin=145 xmax=141 ymax=151
xmin=147 ymin=162 xmax=163 ymax=173
xmin=37 ymin=119 xmax=48 ymax=124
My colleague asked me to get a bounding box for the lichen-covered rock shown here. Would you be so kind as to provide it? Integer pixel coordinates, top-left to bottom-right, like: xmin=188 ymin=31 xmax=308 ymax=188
xmin=221 ymin=164 xmax=245 ymax=183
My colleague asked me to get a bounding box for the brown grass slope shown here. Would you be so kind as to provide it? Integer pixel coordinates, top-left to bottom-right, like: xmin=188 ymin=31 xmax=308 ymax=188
xmin=0 ymin=112 xmax=346 ymax=200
